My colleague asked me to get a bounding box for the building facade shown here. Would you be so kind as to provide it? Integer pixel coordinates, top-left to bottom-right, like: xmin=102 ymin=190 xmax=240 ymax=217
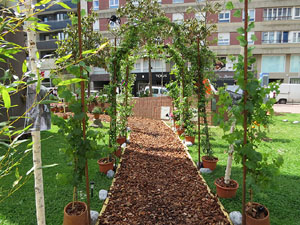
xmin=37 ymin=0 xmax=77 ymax=88
xmin=88 ymin=0 xmax=300 ymax=90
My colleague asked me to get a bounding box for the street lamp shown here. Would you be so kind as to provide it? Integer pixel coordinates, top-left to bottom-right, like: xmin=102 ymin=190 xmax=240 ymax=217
xmin=90 ymin=181 xmax=95 ymax=197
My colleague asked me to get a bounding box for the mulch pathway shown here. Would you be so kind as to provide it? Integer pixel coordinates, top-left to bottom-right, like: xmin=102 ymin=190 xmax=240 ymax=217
xmin=98 ymin=117 xmax=231 ymax=225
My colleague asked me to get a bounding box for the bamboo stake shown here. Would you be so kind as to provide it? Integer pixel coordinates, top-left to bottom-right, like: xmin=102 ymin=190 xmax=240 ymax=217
xmin=197 ymin=36 xmax=201 ymax=168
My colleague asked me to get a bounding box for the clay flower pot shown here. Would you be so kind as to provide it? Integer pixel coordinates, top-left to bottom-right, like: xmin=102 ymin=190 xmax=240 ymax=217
xmin=93 ymin=113 xmax=100 ymax=120
xmin=63 ymin=201 xmax=88 ymax=225
xmin=214 ymin=177 xmax=239 ymax=198
xmin=63 ymin=114 xmax=68 ymax=120
xmin=202 ymin=156 xmax=218 ymax=170
xmin=116 ymin=136 xmax=126 ymax=145
xmin=177 ymin=128 xmax=185 ymax=136
xmin=185 ymin=136 xmax=195 ymax=144
xmin=246 ymin=202 xmax=270 ymax=225
xmin=113 ymin=147 xmax=122 ymax=158
xmin=97 ymin=158 xmax=114 ymax=174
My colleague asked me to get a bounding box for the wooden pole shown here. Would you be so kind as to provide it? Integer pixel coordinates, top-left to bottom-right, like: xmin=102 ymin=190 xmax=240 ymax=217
xmin=242 ymin=0 xmax=249 ymax=224
xmin=197 ymin=36 xmax=201 ymax=169
xmin=77 ymin=2 xmax=90 ymax=224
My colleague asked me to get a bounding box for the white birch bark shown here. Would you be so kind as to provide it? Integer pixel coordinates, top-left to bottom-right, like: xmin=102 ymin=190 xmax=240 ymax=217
xmin=24 ymin=0 xmax=46 ymax=224
xmin=224 ymin=121 xmax=236 ymax=185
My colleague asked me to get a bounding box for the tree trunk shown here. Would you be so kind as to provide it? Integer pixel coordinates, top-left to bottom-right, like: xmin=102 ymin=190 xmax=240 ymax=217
xmin=25 ymin=1 xmax=46 ymax=224
xmin=224 ymin=121 xmax=236 ymax=184
xmin=148 ymin=54 xmax=152 ymax=97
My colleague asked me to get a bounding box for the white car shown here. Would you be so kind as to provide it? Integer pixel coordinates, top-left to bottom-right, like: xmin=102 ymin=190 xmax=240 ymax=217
xmin=143 ymin=86 xmax=168 ymax=97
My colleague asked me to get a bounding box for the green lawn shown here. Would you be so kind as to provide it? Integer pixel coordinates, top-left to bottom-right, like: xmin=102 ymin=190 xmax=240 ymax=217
xmin=188 ymin=113 xmax=300 ymax=225
xmin=1 ymin=113 xmax=299 ymax=225
xmin=0 ymin=120 xmax=113 ymax=225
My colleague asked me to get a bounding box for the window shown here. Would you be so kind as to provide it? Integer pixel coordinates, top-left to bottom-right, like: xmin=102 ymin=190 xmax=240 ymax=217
xmin=290 ymin=78 xmax=300 ymax=84
xmin=172 ymin=13 xmax=184 ymax=24
xmin=262 ymin=31 xmax=289 ymax=44
xmin=261 ymin=56 xmax=285 ymax=73
xmin=219 ymin=11 xmax=230 ymax=23
xmin=292 ymin=31 xmax=300 ymax=43
xmin=218 ymin=33 xmax=230 ymax=45
xmin=93 ymin=20 xmax=99 ymax=31
xmin=109 ymin=21 xmax=119 ymax=30
xmin=195 ymin=12 xmax=206 ymax=22
xmin=248 ymin=32 xmax=255 ymax=45
xmin=143 ymin=59 xmax=166 ymax=72
xmin=263 ymin=8 xmax=292 ymax=20
xmin=58 ymin=32 xmax=66 ymax=40
xmin=173 ymin=0 xmax=184 ymax=3
xmin=243 ymin=9 xmax=255 ymax=21
xmin=132 ymin=0 xmax=138 ymax=6
xmin=109 ymin=0 xmax=119 ymax=8
xmin=295 ymin=8 xmax=300 ymax=19
xmin=93 ymin=0 xmax=99 ymax=10
xmin=290 ymin=55 xmax=300 ymax=72
xmin=57 ymin=13 xmax=67 ymax=21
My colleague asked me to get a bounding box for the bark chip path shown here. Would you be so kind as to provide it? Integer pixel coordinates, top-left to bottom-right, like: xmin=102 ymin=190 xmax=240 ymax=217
xmin=98 ymin=117 xmax=230 ymax=225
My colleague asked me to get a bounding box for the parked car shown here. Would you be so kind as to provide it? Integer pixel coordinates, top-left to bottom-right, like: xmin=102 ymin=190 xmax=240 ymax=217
xmin=139 ymin=86 xmax=168 ymax=97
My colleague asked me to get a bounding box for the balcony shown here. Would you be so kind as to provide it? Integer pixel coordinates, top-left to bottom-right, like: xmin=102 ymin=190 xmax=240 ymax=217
xmin=41 ymin=19 xmax=71 ymax=30
xmin=37 ymin=40 xmax=57 ymax=50
xmin=36 ymin=0 xmax=76 ymax=12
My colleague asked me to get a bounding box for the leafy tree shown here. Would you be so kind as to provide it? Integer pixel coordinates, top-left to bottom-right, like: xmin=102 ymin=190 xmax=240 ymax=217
xmin=118 ymin=0 xmax=167 ymax=97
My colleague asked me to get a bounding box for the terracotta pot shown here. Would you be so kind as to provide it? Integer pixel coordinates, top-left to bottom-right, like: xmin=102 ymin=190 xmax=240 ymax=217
xmin=93 ymin=113 xmax=100 ymax=119
xmin=185 ymin=136 xmax=195 ymax=144
xmin=97 ymin=158 xmax=114 ymax=174
xmin=88 ymin=104 xmax=94 ymax=113
xmin=177 ymin=128 xmax=185 ymax=136
xmin=63 ymin=114 xmax=68 ymax=120
xmin=51 ymin=107 xmax=56 ymax=112
xmin=202 ymin=156 xmax=218 ymax=170
xmin=246 ymin=202 xmax=270 ymax=225
xmin=63 ymin=201 xmax=88 ymax=225
xmin=214 ymin=178 xmax=239 ymax=198
xmin=113 ymin=147 xmax=122 ymax=158
xmin=116 ymin=136 xmax=126 ymax=145
xmin=175 ymin=124 xmax=180 ymax=129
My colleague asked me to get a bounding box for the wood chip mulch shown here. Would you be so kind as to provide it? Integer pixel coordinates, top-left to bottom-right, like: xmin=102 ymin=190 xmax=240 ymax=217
xmin=98 ymin=117 xmax=231 ymax=225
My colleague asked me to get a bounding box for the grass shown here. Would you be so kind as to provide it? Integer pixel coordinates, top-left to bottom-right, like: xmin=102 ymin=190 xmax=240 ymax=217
xmin=1 ymin=113 xmax=300 ymax=225
xmin=188 ymin=113 xmax=300 ymax=225
xmin=0 ymin=120 xmax=113 ymax=225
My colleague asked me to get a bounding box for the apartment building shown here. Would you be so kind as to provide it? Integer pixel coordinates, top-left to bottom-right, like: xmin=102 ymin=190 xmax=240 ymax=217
xmin=86 ymin=0 xmax=300 ymax=91
xmin=37 ymin=0 xmax=77 ymax=88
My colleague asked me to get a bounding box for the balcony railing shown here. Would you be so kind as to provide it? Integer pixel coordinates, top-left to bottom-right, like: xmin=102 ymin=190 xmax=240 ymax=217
xmin=37 ymin=40 xmax=58 ymax=50
xmin=41 ymin=19 xmax=71 ymax=30
xmin=263 ymin=16 xmax=292 ymax=21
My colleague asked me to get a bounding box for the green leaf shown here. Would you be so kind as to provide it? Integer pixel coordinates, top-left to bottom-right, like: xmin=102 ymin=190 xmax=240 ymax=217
xmin=36 ymin=51 xmax=40 ymax=60
xmin=71 ymin=0 xmax=80 ymax=4
xmin=35 ymin=0 xmax=51 ymax=6
xmin=251 ymin=34 xmax=258 ymax=42
xmin=82 ymin=49 xmax=97 ymax=55
xmin=39 ymin=100 xmax=58 ymax=104
xmin=71 ymin=17 xmax=78 ymax=25
xmin=233 ymin=9 xmax=241 ymax=18
xmin=237 ymin=35 xmax=247 ymax=47
xmin=225 ymin=2 xmax=234 ymax=10
xmin=1 ymin=88 xmax=11 ymax=108
xmin=26 ymin=17 xmax=39 ymax=22
xmin=57 ymin=2 xmax=71 ymax=9
xmin=22 ymin=60 xmax=27 ymax=73
xmin=247 ymin=22 xmax=255 ymax=32
xmin=81 ymin=9 xmax=86 ymax=17
xmin=55 ymin=54 xmax=72 ymax=64
xmin=39 ymin=164 xmax=58 ymax=169
xmin=57 ymin=78 xmax=86 ymax=86
xmin=237 ymin=27 xmax=245 ymax=35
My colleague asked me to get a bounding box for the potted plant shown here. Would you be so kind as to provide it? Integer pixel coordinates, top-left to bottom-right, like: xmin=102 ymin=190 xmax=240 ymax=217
xmin=92 ymin=106 xmax=102 ymax=119
xmin=175 ymin=120 xmax=185 ymax=136
xmin=184 ymin=124 xmax=196 ymax=144
xmin=201 ymin=122 xmax=218 ymax=170
xmin=53 ymin=108 xmax=101 ymax=225
xmin=116 ymin=119 xmax=127 ymax=145
xmin=97 ymin=145 xmax=115 ymax=174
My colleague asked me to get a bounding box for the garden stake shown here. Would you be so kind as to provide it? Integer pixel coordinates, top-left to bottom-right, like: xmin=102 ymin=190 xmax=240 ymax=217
xmin=77 ymin=2 xmax=91 ymax=224
xmin=242 ymin=0 xmax=249 ymax=224
xmin=197 ymin=36 xmax=201 ymax=169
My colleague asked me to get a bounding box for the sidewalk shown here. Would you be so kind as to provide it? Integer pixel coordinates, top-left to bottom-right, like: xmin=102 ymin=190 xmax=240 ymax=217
xmin=273 ymin=104 xmax=300 ymax=114
xmin=98 ymin=117 xmax=231 ymax=225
